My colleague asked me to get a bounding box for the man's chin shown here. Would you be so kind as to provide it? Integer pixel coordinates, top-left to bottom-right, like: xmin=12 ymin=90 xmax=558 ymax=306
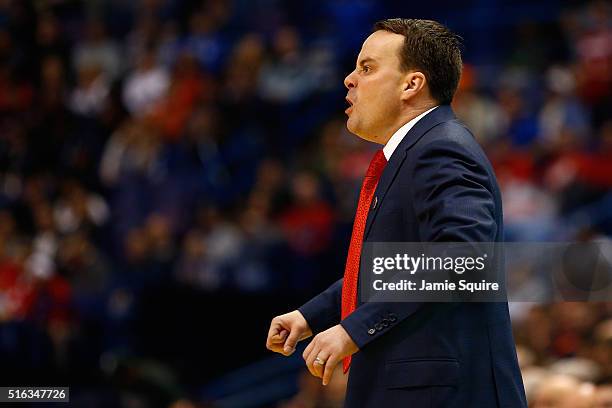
xmin=346 ymin=122 xmax=381 ymax=144
xmin=346 ymin=117 xmax=360 ymax=135
xmin=346 ymin=124 xmax=372 ymax=142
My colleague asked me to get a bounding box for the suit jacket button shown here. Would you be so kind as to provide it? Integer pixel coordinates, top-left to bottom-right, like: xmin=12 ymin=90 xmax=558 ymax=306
xmin=368 ymin=328 xmax=376 ymax=335
xmin=375 ymin=323 xmax=384 ymax=331
xmin=388 ymin=314 xmax=397 ymax=322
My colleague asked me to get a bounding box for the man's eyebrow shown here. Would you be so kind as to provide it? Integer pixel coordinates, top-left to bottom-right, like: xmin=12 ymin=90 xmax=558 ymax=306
xmin=358 ymin=57 xmax=376 ymax=66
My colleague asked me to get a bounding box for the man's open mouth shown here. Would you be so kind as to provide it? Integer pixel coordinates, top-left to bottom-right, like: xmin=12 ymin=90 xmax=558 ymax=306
xmin=345 ymin=97 xmax=354 ymax=114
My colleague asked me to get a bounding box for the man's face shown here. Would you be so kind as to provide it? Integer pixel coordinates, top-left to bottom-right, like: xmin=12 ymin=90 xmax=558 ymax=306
xmin=344 ymin=30 xmax=406 ymax=143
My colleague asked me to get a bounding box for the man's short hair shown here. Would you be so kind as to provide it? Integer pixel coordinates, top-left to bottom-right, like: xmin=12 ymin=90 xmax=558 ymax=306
xmin=373 ymin=18 xmax=462 ymax=105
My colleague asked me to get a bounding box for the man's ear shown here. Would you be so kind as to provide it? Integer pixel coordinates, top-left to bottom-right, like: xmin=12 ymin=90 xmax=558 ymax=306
xmin=401 ymin=71 xmax=427 ymax=101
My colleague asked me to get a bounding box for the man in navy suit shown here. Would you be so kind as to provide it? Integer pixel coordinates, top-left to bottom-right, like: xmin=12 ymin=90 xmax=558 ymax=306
xmin=266 ymin=18 xmax=527 ymax=407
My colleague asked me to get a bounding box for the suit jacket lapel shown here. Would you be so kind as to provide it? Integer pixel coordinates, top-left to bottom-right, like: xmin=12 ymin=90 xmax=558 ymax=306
xmin=363 ymin=105 xmax=456 ymax=239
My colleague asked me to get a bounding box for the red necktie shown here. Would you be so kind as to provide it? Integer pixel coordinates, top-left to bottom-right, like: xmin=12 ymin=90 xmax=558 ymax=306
xmin=341 ymin=149 xmax=387 ymax=373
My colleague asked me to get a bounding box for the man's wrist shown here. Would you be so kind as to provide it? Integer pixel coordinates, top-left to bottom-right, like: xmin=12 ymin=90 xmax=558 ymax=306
xmin=295 ymin=310 xmax=313 ymax=337
xmin=297 ymin=302 xmax=329 ymax=335
xmin=340 ymin=318 xmax=370 ymax=350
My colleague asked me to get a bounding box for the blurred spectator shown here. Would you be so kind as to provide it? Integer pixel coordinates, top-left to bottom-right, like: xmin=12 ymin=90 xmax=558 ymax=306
xmin=454 ymin=64 xmax=505 ymax=145
xmin=531 ymin=374 xmax=595 ymax=408
xmin=149 ymin=52 xmax=212 ymax=140
xmin=35 ymin=13 xmax=70 ymax=73
xmin=100 ymin=118 xmax=163 ymax=187
xmin=279 ymin=171 xmax=334 ymax=258
xmin=219 ymin=33 xmax=265 ymax=122
xmin=573 ymin=1 xmax=612 ymax=107
xmin=69 ymin=62 xmax=110 ymax=116
xmin=595 ymin=384 xmax=612 ymax=408
xmin=278 ymin=366 xmax=347 ymax=408
xmin=183 ymin=3 xmax=230 ymax=74
xmin=538 ymin=65 xmax=590 ymax=149
xmin=72 ymin=19 xmax=121 ymax=81
xmin=53 ymin=181 xmax=109 ymax=234
xmin=258 ymin=26 xmax=319 ymax=104
xmin=122 ymin=45 xmax=169 ymax=116
xmin=593 ymin=318 xmax=612 ymax=382
xmin=125 ymin=14 xmax=160 ymax=69
xmin=174 ymin=228 xmax=217 ymax=289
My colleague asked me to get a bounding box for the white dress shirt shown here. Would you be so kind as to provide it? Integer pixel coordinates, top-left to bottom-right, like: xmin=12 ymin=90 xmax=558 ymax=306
xmin=382 ymin=106 xmax=439 ymax=161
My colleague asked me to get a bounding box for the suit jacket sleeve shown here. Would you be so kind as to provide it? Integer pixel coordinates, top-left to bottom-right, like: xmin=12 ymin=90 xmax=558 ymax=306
xmin=298 ymin=278 xmax=343 ymax=334
xmin=341 ymin=134 xmax=498 ymax=349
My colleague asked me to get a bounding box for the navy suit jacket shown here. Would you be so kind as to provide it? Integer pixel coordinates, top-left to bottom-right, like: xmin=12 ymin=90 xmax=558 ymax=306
xmin=299 ymin=106 xmax=527 ymax=408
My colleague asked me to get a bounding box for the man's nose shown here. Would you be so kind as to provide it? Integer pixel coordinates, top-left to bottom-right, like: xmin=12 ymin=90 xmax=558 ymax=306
xmin=344 ymin=70 xmax=356 ymax=89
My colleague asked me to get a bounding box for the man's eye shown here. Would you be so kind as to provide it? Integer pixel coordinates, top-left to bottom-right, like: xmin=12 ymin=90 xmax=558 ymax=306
xmin=362 ymin=66 xmax=370 ymax=73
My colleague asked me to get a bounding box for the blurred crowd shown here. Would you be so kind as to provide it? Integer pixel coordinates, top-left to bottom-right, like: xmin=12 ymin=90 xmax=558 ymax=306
xmin=0 ymin=0 xmax=610 ymax=407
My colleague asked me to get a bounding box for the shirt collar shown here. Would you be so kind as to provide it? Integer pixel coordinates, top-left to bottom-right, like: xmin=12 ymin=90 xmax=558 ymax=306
xmin=382 ymin=106 xmax=439 ymax=161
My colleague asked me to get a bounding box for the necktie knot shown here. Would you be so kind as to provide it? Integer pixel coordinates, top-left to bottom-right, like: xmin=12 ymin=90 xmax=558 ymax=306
xmin=366 ymin=149 xmax=387 ymax=178
xmin=364 ymin=149 xmax=387 ymax=188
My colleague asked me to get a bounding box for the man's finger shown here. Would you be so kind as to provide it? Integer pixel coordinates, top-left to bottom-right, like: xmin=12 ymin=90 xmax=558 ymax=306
xmin=283 ymin=329 xmax=301 ymax=355
xmin=305 ymin=344 xmax=322 ymax=377
xmin=322 ymin=355 xmax=339 ymax=386
xmin=267 ymin=319 xmax=282 ymax=340
xmin=270 ymin=329 xmax=288 ymax=343
xmin=266 ymin=336 xmax=284 ymax=352
xmin=269 ymin=343 xmax=284 ymax=353
xmin=267 ymin=321 xmax=286 ymax=351
xmin=303 ymin=337 xmax=315 ymax=361
xmin=313 ymin=352 xmax=329 ymax=378
xmin=267 ymin=331 xmax=287 ymax=352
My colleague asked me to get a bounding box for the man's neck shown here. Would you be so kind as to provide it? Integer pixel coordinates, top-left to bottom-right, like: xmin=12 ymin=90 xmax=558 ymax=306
xmin=380 ymin=101 xmax=438 ymax=145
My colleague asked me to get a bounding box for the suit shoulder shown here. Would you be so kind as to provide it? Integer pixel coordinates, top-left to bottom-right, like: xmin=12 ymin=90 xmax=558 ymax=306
xmin=419 ymin=118 xmax=476 ymax=146
xmin=413 ymin=119 xmax=489 ymax=163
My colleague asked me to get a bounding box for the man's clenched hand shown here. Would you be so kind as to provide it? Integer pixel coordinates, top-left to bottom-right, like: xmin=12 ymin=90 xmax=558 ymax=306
xmin=266 ymin=310 xmax=313 ymax=356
